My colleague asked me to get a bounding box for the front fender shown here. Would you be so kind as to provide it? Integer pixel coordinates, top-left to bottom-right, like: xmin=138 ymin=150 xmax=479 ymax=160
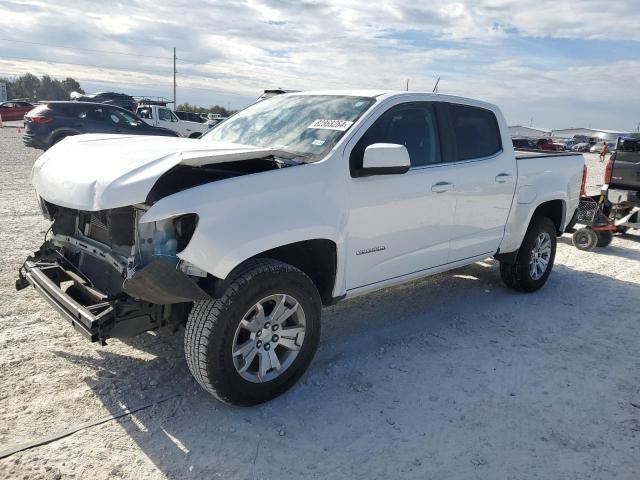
xmin=140 ymin=161 xmax=344 ymax=280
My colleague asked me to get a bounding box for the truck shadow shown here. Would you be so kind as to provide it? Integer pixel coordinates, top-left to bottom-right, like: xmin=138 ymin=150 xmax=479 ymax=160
xmin=51 ymin=259 xmax=640 ymax=478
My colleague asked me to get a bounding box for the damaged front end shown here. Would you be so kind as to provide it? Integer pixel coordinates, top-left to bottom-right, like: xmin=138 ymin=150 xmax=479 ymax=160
xmin=16 ymin=202 xmax=208 ymax=343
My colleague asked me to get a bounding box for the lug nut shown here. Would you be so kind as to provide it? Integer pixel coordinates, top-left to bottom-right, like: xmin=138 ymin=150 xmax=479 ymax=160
xmin=264 ymin=322 xmax=271 ymax=329
xmin=256 ymin=340 xmax=262 ymax=348
xmin=264 ymin=343 xmax=271 ymax=351
xmin=272 ymin=324 xmax=279 ymax=331
xmin=272 ymin=334 xmax=279 ymax=342
xmin=256 ymin=330 xmax=262 ymax=337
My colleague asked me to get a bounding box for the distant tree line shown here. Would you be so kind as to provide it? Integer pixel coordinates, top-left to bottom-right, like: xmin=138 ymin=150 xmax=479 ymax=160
xmin=0 ymin=73 xmax=84 ymax=101
xmin=176 ymin=102 xmax=238 ymax=117
xmin=1 ymin=74 xmax=240 ymax=116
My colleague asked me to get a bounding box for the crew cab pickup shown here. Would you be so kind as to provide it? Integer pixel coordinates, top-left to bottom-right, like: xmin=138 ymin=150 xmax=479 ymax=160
xmin=17 ymin=91 xmax=585 ymax=405
xmin=136 ymin=104 xmax=209 ymax=138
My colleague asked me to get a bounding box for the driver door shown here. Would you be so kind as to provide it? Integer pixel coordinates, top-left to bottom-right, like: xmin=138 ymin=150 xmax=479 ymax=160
xmin=157 ymin=108 xmax=182 ymax=135
xmin=345 ymin=102 xmax=457 ymax=291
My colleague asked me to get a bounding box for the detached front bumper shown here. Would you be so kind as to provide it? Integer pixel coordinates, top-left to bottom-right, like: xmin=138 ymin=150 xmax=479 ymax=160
xmin=19 ymin=259 xmax=112 ymax=342
xmin=16 ymin=242 xmax=207 ymax=343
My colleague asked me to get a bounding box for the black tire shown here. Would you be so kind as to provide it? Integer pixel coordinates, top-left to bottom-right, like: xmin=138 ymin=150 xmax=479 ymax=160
xmin=500 ymin=216 xmax=557 ymax=292
xmin=595 ymin=230 xmax=613 ymax=247
xmin=184 ymin=259 xmax=321 ymax=406
xmin=48 ymin=133 xmax=72 ymax=149
xmin=572 ymin=227 xmax=598 ymax=251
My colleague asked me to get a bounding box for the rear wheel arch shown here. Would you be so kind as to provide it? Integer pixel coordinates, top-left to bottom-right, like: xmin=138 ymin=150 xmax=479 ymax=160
xmin=531 ymin=199 xmax=566 ymax=235
xmin=49 ymin=129 xmax=80 ymax=147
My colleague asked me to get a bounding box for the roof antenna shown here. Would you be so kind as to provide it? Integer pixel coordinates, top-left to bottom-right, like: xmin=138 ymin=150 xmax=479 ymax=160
xmin=406 ymin=79 xmax=409 ymax=91
xmin=432 ymin=77 xmax=440 ymax=93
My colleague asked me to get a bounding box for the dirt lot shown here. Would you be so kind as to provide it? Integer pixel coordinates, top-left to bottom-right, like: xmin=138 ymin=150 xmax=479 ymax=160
xmin=1 ymin=128 xmax=639 ymax=479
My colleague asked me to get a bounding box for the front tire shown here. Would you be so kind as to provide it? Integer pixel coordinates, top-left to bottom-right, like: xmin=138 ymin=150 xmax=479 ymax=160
xmin=184 ymin=259 xmax=321 ymax=406
xmin=500 ymin=216 xmax=557 ymax=292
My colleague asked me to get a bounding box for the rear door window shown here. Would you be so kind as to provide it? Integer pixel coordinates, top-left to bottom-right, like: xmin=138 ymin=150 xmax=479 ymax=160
xmin=449 ymin=104 xmax=502 ymax=161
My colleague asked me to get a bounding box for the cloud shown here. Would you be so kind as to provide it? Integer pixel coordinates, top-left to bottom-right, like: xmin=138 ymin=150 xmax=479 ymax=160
xmin=0 ymin=0 xmax=638 ymax=129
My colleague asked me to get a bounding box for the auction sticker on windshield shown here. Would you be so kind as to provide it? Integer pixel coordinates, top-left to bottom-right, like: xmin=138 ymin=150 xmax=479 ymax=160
xmin=308 ymin=119 xmax=354 ymax=131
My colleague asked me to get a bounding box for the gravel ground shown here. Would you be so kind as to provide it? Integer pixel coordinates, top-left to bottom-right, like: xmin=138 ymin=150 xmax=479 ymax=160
xmin=1 ymin=128 xmax=639 ymax=479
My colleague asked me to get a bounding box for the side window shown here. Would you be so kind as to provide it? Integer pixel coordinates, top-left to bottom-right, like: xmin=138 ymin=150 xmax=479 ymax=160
xmin=78 ymin=107 xmax=104 ymax=121
xmin=138 ymin=108 xmax=152 ymax=119
xmin=158 ymin=108 xmax=173 ymax=122
xmin=350 ymin=102 xmax=441 ymax=170
xmin=107 ymin=110 xmax=122 ymax=124
xmin=450 ymin=104 xmax=502 ymax=161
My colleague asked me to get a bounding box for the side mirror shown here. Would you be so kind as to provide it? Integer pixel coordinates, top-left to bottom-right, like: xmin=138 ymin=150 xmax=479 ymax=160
xmin=357 ymin=143 xmax=410 ymax=177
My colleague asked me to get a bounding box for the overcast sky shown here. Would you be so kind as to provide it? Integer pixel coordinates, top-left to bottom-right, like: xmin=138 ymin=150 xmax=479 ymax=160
xmin=1 ymin=0 xmax=638 ymax=131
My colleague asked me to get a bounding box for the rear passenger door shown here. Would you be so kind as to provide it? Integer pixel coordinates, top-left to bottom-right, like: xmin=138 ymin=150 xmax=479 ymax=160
xmin=441 ymin=103 xmax=517 ymax=261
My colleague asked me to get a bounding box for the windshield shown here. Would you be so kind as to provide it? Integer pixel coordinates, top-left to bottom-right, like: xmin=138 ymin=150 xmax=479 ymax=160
xmin=202 ymin=94 xmax=375 ymax=161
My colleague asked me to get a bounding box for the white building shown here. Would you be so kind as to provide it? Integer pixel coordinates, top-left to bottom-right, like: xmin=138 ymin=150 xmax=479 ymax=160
xmin=551 ymin=128 xmax=629 ymax=142
xmin=508 ymin=126 xmax=551 ymax=139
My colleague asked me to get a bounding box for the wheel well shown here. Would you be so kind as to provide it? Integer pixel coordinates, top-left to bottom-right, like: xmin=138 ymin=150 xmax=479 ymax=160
xmin=253 ymin=239 xmax=337 ymax=306
xmin=532 ymin=200 xmax=565 ymax=235
xmin=50 ymin=130 xmax=77 ymax=146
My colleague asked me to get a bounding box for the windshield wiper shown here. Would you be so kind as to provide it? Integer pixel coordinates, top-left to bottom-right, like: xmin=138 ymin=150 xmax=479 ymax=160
xmin=272 ymin=148 xmax=312 ymax=163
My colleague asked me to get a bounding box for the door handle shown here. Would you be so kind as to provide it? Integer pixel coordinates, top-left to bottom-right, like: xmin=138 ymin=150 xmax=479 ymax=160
xmin=431 ymin=181 xmax=454 ymax=193
xmin=495 ymin=173 xmax=513 ymax=183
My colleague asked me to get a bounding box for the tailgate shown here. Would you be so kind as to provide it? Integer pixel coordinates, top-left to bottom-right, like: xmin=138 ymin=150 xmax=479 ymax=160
xmin=610 ymin=150 xmax=640 ymax=191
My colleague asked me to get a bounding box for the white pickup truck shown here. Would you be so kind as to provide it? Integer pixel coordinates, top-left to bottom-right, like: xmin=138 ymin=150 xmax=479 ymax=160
xmin=18 ymin=90 xmax=585 ymax=405
xmin=136 ymin=104 xmax=209 ymax=138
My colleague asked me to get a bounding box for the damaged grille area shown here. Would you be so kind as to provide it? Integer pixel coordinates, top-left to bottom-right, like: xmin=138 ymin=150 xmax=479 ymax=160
xmin=79 ymin=208 xmax=136 ymax=247
xmin=49 ymin=203 xmax=136 ymax=249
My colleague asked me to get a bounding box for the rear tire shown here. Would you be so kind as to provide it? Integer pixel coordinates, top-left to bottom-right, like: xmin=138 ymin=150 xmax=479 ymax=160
xmin=500 ymin=216 xmax=557 ymax=292
xmin=595 ymin=230 xmax=613 ymax=247
xmin=48 ymin=133 xmax=72 ymax=149
xmin=572 ymin=228 xmax=598 ymax=251
xmin=184 ymin=259 xmax=321 ymax=406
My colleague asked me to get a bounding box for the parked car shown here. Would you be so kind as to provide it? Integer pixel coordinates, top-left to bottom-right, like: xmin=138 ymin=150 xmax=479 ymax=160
xmin=136 ymin=104 xmax=209 ymax=138
xmin=70 ymin=91 xmax=137 ymax=111
xmin=602 ymin=136 xmax=640 ymax=233
xmin=572 ymin=142 xmax=591 ymax=152
xmin=562 ymin=139 xmax=577 ymax=150
xmin=256 ymin=89 xmax=299 ymax=101
xmin=22 ymin=101 xmax=179 ymax=150
xmin=590 ymin=142 xmax=615 ymax=154
xmin=175 ymin=111 xmax=206 ymax=123
xmin=536 ymin=138 xmax=564 ymax=151
xmin=512 ymin=137 xmax=537 ymax=149
xmin=17 ymin=91 xmax=585 ymax=405
xmin=0 ymin=100 xmax=33 ymax=121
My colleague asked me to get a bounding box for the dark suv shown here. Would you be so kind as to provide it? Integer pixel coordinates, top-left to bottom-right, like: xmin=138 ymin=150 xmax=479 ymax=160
xmin=23 ymin=102 xmax=179 ymax=150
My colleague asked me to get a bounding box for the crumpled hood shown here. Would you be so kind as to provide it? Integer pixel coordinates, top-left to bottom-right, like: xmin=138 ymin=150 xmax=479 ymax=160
xmin=32 ymin=134 xmax=280 ymax=211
